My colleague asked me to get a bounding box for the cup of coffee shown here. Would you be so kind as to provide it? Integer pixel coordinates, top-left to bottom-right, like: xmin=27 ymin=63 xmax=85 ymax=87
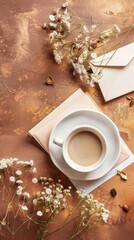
xmin=53 ymin=125 xmax=108 ymax=172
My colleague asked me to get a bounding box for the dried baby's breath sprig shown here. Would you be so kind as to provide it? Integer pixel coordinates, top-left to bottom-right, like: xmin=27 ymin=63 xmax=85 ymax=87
xmin=0 ymin=158 xmax=109 ymax=239
xmin=43 ymin=2 xmax=133 ymax=86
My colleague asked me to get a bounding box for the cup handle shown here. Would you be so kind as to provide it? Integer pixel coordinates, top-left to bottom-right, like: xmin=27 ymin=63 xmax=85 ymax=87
xmin=53 ymin=138 xmax=63 ymax=147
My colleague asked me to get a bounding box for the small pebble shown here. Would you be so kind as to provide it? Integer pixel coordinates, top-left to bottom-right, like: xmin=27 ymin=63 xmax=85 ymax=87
xmin=110 ymin=188 xmax=117 ymax=197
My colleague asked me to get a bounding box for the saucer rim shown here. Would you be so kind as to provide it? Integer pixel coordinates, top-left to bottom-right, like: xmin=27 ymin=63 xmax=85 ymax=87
xmin=49 ymin=109 xmax=121 ymax=180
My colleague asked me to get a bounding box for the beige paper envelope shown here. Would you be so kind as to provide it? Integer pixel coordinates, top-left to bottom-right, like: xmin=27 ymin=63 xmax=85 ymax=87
xmin=91 ymin=42 xmax=134 ymax=101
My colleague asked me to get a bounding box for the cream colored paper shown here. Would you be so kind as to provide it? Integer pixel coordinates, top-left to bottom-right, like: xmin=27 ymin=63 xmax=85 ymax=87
xmin=91 ymin=42 xmax=134 ymax=101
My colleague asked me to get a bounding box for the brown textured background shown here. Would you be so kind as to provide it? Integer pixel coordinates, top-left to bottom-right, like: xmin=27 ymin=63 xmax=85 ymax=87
xmin=0 ymin=0 xmax=134 ymax=239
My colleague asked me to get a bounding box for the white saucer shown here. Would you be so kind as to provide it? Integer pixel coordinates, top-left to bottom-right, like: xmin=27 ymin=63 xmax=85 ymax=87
xmin=49 ymin=109 xmax=121 ymax=181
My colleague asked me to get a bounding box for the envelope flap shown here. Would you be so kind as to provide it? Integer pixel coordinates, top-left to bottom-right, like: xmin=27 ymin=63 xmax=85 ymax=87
xmin=91 ymin=42 xmax=134 ymax=67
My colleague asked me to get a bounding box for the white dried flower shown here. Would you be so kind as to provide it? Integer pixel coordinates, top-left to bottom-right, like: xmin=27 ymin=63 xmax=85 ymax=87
xmin=49 ymin=31 xmax=58 ymax=42
xmin=16 ymin=190 xmax=22 ymax=196
xmin=63 ymin=9 xmax=70 ymax=19
xmin=16 ymin=186 xmax=23 ymax=195
xmin=37 ymin=211 xmax=43 ymax=216
xmin=101 ymin=29 xmax=112 ymax=39
xmin=45 ymin=209 xmax=49 ymax=213
xmin=53 ymin=199 xmax=59 ymax=205
xmin=15 ymin=170 xmax=22 ymax=176
xmin=32 ymin=178 xmax=38 ymax=184
xmin=71 ymin=62 xmax=82 ymax=75
xmin=0 ymin=158 xmax=17 ymax=169
xmin=45 ymin=196 xmax=51 ymax=202
xmin=9 ymin=176 xmax=16 ymax=183
xmin=90 ymin=73 xmax=99 ymax=83
xmin=56 ymin=187 xmax=62 ymax=193
xmin=49 ymin=22 xmax=57 ymax=29
xmin=57 ymin=194 xmax=63 ymax=199
xmin=23 ymin=192 xmax=30 ymax=199
xmin=78 ymin=49 xmax=88 ymax=63
xmin=46 ymin=188 xmax=52 ymax=195
xmin=84 ymin=36 xmax=90 ymax=43
xmin=48 ymin=178 xmax=53 ymax=182
xmin=77 ymin=33 xmax=82 ymax=40
xmin=41 ymin=191 xmax=45 ymax=195
xmin=16 ymin=179 xmax=23 ymax=184
xmin=91 ymin=24 xmax=97 ymax=32
xmin=49 ymin=14 xmax=56 ymax=22
xmin=62 ymin=2 xmax=68 ymax=8
xmin=21 ymin=205 xmax=28 ymax=211
xmin=33 ymin=199 xmax=37 ymax=205
xmin=18 ymin=185 xmax=23 ymax=191
xmin=83 ymin=25 xmax=89 ymax=33
xmin=101 ymin=211 xmax=110 ymax=223
xmin=53 ymin=50 xmax=63 ymax=64
xmin=0 ymin=159 xmax=7 ymax=169
xmin=29 ymin=160 xmax=34 ymax=166
xmin=17 ymin=160 xmax=34 ymax=167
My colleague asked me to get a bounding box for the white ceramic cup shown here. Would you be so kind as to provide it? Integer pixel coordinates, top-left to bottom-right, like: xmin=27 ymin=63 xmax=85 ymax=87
xmin=53 ymin=125 xmax=108 ymax=173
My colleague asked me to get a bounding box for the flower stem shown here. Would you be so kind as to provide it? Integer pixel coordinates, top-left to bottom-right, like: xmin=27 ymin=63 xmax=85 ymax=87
xmin=45 ymin=215 xmax=79 ymax=238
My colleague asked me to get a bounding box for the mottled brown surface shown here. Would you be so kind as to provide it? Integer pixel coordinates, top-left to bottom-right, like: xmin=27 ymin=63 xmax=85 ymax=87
xmin=0 ymin=0 xmax=134 ymax=239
